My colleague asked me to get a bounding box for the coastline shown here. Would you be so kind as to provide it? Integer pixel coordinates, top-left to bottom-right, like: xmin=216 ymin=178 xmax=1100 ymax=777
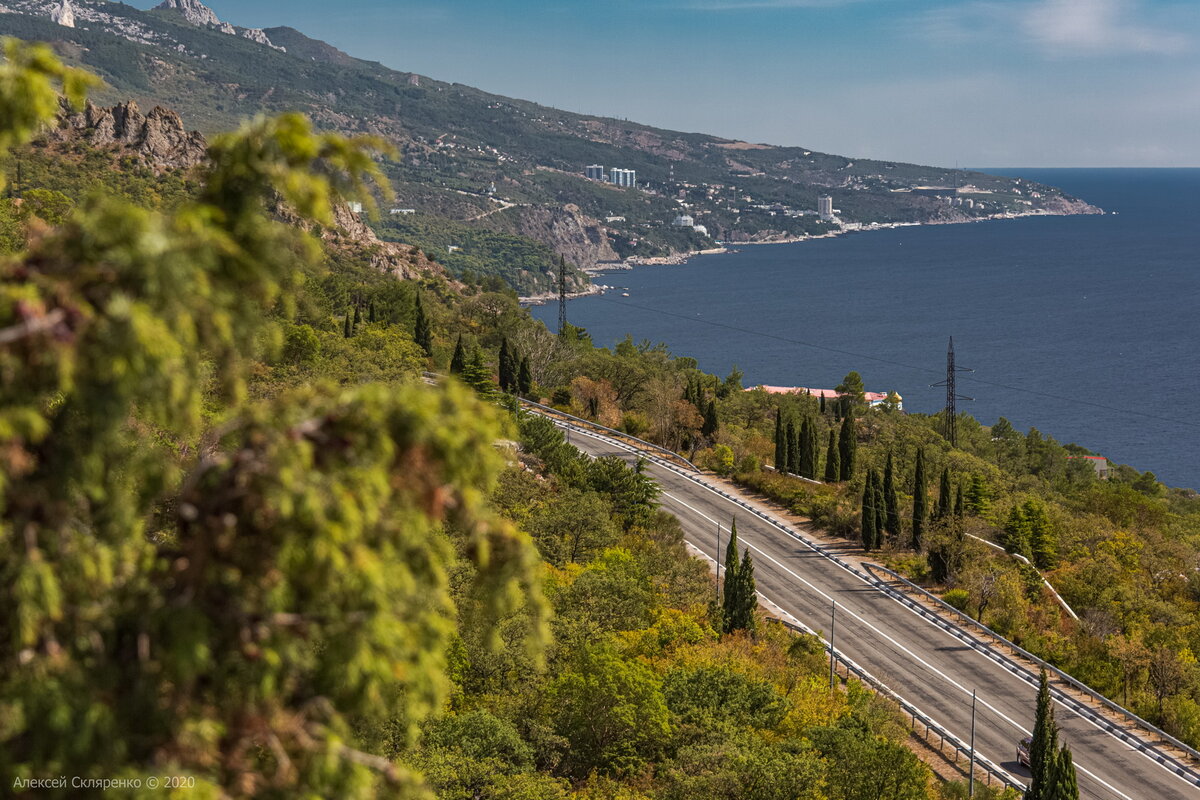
xmin=519 ymin=205 xmax=1104 ymax=304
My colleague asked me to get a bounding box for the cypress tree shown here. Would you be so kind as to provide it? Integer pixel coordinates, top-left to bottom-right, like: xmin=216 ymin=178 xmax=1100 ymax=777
xmin=774 ymin=411 xmax=785 ymax=471
xmin=729 ymin=549 xmax=758 ymax=633
xmin=809 ymin=419 xmax=820 ymax=479
xmin=862 ymin=469 xmax=878 ymax=551
xmin=368 ymin=301 xmax=376 ymax=323
xmin=824 ymin=430 xmax=839 ymax=483
xmin=873 ymin=470 xmax=887 ymax=549
xmin=413 ymin=292 xmax=433 ymax=357
xmin=518 ymin=355 xmax=532 ymax=397
xmin=702 ymin=399 xmax=719 ymax=439
xmin=353 ymin=304 xmax=362 ymax=326
xmin=798 ymin=418 xmax=812 ymax=478
xmin=785 ymin=421 xmax=798 ymax=475
xmin=1046 ymin=745 xmax=1079 ymax=800
xmin=912 ymin=448 xmax=927 ymax=550
xmin=343 ymin=310 xmax=353 ymax=339
xmin=721 ymin=519 xmax=742 ymax=631
xmin=838 ymin=415 xmax=856 ymax=481
xmin=1028 ymin=669 xmax=1060 ymax=800
xmin=883 ymin=452 xmax=900 ymax=541
xmin=819 ymin=393 xmax=826 ymax=414
xmin=935 ymin=467 xmax=953 ymax=521
xmin=498 ymin=337 xmax=513 ymax=392
xmin=450 ymin=334 xmax=466 ymax=375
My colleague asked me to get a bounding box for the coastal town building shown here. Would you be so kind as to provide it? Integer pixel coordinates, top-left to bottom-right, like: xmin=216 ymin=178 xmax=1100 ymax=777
xmin=1067 ymin=455 xmax=1110 ymax=480
xmin=585 ymin=164 xmax=606 ymax=181
xmin=818 ymin=195 xmax=834 ymax=221
xmin=672 ymin=214 xmax=695 ymax=227
xmin=751 ymin=385 xmax=903 ymax=410
xmin=610 ymin=168 xmax=637 ymax=188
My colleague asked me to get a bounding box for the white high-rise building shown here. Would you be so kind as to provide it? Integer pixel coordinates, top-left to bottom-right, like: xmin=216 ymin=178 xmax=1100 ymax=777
xmin=817 ymin=195 xmax=834 ymax=221
xmin=610 ymin=168 xmax=637 ymax=188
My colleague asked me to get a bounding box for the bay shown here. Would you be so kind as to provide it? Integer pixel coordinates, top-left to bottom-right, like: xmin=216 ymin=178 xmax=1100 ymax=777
xmin=532 ymin=169 xmax=1200 ymax=490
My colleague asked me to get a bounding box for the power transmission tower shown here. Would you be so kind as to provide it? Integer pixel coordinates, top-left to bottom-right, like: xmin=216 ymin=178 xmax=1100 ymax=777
xmin=930 ymin=336 xmax=973 ymax=447
xmin=557 ymin=256 xmax=567 ymax=335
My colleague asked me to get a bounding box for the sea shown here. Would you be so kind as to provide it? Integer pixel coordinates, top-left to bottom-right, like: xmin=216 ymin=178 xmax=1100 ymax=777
xmin=531 ymin=169 xmax=1200 ymax=490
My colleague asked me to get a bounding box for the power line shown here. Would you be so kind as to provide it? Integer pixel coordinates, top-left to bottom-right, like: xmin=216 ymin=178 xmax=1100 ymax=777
xmin=583 ymin=294 xmax=1200 ymax=434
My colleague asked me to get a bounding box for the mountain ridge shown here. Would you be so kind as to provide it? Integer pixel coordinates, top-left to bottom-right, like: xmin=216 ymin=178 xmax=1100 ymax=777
xmin=0 ymin=0 xmax=1102 ymax=292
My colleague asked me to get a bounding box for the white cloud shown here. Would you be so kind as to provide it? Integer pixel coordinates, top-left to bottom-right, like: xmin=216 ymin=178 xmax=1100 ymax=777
xmin=920 ymin=0 xmax=1192 ymax=57
xmin=1022 ymin=0 xmax=1189 ymax=55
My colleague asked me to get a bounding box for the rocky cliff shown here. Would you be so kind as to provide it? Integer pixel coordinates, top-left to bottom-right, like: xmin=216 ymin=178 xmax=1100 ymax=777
xmin=54 ymin=100 xmax=209 ymax=170
xmin=484 ymin=204 xmax=619 ymax=269
xmin=154 ymin=0 xmax=283 ymax=51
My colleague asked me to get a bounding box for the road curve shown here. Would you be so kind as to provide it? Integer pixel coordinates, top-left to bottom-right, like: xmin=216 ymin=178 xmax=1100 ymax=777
xmin=562 ymin=424 xmax=1200 ymax=800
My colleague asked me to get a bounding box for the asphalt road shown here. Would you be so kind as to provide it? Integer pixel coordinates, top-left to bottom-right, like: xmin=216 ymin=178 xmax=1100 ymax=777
xmin=565 ymin=425 xmax=1200 ymax=800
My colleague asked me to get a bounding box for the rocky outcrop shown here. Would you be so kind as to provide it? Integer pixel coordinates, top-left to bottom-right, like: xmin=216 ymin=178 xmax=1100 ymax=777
xmin=55 ymin=100 xmax=208 ymax=170
xmin=49 ymin=0 xmax=72 ymax=27
xmin=154 ymin=0 xmax=284 ymax=51
xmin=485 ymin=204 xmax=618 ymax=269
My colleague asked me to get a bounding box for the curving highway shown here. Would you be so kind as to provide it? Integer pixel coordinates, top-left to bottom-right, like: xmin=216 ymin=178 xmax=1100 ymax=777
xmin=560 ymin=421 xmax=1200 ymax=800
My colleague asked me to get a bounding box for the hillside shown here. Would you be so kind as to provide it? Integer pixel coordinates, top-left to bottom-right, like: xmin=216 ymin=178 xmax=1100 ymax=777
xmin=0 ymin=0 xmax=1100 ymax=293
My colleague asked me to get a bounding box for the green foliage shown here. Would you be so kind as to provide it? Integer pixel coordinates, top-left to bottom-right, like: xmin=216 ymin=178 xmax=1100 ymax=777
xmin=0 ymin=52 xmax=544 ymax=798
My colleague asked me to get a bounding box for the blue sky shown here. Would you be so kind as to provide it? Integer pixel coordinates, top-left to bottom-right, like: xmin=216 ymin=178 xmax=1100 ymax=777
xmin=137 ymin=0 xmax=1199 ymax=167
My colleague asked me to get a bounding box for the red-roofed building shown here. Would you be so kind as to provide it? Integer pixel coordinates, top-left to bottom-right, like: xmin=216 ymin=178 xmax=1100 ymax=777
xmin=1067 ymin=455 xmax=1110 ymax=480
xmin=751 ymin=385 xmax=902 ymax=410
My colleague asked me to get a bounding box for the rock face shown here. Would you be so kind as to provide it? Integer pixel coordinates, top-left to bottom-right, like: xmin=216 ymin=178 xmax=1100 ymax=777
xmin=154 ymin=0 xmax=284 ymax=50
xmin=55 ymin=100 xmax=208 ymax=170
xmin=488 ymin=204 xmax=619 ymax=269
xmin=49 ymin=0 xmax=73 ymax=27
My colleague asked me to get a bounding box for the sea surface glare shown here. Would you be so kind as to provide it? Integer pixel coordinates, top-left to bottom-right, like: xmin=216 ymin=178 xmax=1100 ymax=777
xmin=532 ymin=169 xmax=1200 ymax=489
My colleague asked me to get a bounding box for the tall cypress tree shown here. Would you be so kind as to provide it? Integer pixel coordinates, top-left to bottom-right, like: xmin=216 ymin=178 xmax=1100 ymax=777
xmin=721 ymin=519 xmax=742 ymax=631
xmin=935 ymin=467 xmax=953 ymax=521
xmin=862 ymin=469 xmax=878 ymax=551
xmin=798 ymin=418 xmax=812 ymax=478
xmin=824 ymin=430 xmax=840 ymax=483
xmin=450 ymin=334 xmax=466 ymax=375
xmin=729 ymin=549 xmax=758 ymax=633
xmin=787 ymin=421 xmax=799 ymax=476
xmin=368 ymin=301 xmax=376 ymax=323
xmin=838 ymin=415 xmax=856 ymax=481
xmin=517 ymin=355 xmax=532 ymax=397
xmin=808 ymin=419 xmax=820 ymax=479
xmin=498 ymin=337 xmax=513 ymax=393
xmin=413 ymin=292 xmax=433 ymax=357
xmin=872 ymin=470 xmax=886 ymax=549
xmin=819 ymin=393 xmax=827 ymax=414
xmin=343 ymin=310 xmax=353 ymax=339
xmin=774 ymin=411 xmax=785 ymax=471
xmin=702 ymin=399 xmax=719 ymax=439
xmin=1046 ymin=745 xmax=1079 ymax=800
xmin=1028 ymin=669 xmax=1060 ymax=800
xmin=883 ymin=452 xmax=901 ymax=542
xmin=912 ymin=448 xmax=927 ymax=550
xmin=353 ymin=304 xmax=362 ymax=326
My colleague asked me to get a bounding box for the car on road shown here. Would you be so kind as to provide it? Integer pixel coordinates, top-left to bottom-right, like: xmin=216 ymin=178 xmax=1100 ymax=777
xmin=1017 ymin=736 xmax=1032 ymax=768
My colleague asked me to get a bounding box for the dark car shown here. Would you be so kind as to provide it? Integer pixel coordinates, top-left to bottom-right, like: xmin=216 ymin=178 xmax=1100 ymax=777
xmin=1017 ymin=736 xmax=1033 ymax=767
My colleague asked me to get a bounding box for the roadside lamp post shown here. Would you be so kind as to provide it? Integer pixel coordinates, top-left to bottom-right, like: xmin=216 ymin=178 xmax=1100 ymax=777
xmin=829 ymin=600 xmax=837 ymax=689
xmin=715 ymin=523 xmax=722 ymax=605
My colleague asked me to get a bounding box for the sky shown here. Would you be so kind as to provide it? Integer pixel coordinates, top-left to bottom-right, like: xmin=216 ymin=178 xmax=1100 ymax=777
xmin=135 ymin=0 xmax=1200 ymax=167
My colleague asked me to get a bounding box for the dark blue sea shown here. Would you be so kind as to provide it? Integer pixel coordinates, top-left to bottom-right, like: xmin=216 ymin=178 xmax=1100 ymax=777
xmin=532 ymin=169 xmax=1200 ymax=490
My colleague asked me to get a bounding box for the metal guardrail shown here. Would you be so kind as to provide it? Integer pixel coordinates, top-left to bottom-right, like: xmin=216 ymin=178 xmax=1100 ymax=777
xmin=866 ymin=564 xmax=1200 ymax=785
xmin=768 ymin=617 xmax=1024 ymax=793
xmin=527 ymin=411 xmax=1200 ymax=790
xmin=517 ymin=397 xmax=700 ymax=473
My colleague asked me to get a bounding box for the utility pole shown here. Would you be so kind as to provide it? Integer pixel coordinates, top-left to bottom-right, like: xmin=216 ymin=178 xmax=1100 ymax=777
xmin=930 ymin=336 xmax=973 ymax=447
xmin=557 ymin=255 xmax=568 ymax=336
xmin=969 ymin=689 xmax=977 ymax=797
xmin=829 ymin=601 xmax=837 ymax=689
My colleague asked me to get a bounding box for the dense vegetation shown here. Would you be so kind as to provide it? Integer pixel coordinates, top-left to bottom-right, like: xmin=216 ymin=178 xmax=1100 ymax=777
xmin=2 ymin=42 xmax=1015 ymax=799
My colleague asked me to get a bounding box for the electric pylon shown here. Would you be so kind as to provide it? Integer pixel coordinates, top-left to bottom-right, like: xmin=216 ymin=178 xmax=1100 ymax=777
xmin=930 ymin=336 xmax=974 ymax=447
